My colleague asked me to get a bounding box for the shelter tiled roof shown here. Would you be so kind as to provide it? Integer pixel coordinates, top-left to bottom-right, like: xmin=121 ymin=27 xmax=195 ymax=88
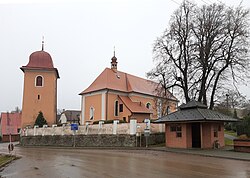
xmin=119 ymin=96 xmax=152 ymax=114
xmin=155 ymin=101 xmax=238 ymax=123
xmin=179 ymin=100 xmax=207 ymax=109
xmin=80 ymin=68 xmax=177 ymax=100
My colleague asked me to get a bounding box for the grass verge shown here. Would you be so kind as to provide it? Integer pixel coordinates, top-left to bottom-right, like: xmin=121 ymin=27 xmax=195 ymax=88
xmin=224 ymin=138 xmax=233 ymax=146
xmin=0 ymin=154 xmax=20 ymax=168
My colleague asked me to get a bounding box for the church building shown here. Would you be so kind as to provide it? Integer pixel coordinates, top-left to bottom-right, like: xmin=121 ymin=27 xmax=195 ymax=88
xmin=20 ymin=43 xmax=59 ymax=128
xmin=79 ymin=53 xmax=178 ymax=124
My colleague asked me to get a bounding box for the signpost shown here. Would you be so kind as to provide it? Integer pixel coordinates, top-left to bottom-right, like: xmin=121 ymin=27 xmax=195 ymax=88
xmin=144 ymin=129 xmax=150 ymax=148
xmin=8 ymin=143 xmax=14 ymax=154
xmin=144 ymin=118 xmax=150 ymax=130
xmin=144 ymin=118 xmax=151 ymax=148
xmin=136 ymin=125 xmax=141 ymax=147
xmin=71 ymin=123 xmax=78 ymax=147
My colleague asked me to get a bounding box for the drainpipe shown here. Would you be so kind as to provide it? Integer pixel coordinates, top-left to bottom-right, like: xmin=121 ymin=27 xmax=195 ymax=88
xmin=106 ymin=89 xmax=109 ymax=121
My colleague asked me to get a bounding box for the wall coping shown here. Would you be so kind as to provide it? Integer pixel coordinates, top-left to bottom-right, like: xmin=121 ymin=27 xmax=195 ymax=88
xmin=234 ymin=139 xmax=250 ymax=142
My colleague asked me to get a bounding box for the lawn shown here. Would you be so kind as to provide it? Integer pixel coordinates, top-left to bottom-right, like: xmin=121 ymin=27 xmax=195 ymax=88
xmin=224 ymin=130 xmax=238 ymax=146
xmin=224 ymin=138 xmax=233 ymax=146
xmin=224 ymin=130 xmax=237 ymax=137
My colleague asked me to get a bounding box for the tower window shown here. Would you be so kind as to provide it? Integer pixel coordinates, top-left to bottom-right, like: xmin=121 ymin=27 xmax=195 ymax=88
xmin=38 ymin=95 xmax=40 ymax=100
xmin=36 ymin=76 xmax=43 ymax=87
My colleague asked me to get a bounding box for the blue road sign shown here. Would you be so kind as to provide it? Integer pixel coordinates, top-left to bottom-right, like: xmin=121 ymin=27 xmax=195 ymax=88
xmin=71 ymin=123 xmax=79 ymax=131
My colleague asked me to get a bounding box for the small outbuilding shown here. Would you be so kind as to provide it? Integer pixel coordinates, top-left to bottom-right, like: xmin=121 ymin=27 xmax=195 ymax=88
xmin=59 ymin=110 xmax=81 ymax=125
xmin=155 ymin=101 xmax=238 ymax=149
xmin=0 ymin=112 xmax=21 ymax=142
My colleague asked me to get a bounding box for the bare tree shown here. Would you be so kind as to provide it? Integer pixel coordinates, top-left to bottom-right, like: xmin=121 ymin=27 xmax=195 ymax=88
xmin=148 ymin=1 xmax=250 ymax=109
xmin=148 ymin=1 xmax=197 ymax=103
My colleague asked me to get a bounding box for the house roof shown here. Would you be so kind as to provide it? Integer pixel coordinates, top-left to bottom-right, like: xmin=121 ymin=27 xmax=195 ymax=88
xmin=61 ymin=110 xmax=81 ymax=121
xmin=0 ymin=112 xmax=22 ymax=134
xmin=20 ymin=50 xmax=60 ymax=78
xmin=79 ymin=67 xmax=177 ymax=100
xmin=155 ymin=101 xmax=238 ymax=123
xmin=119 ymin=96 xmax=152 ymax=114
xmin=1 ymin=112 xmax=22 ymax=124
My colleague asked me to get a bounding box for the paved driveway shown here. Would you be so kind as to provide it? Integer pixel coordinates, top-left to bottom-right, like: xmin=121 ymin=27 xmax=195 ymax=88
xmin=224 ymin=133 xmax=237 ymax=140
xmin=0 ymin=143 xmax=249 ymax=178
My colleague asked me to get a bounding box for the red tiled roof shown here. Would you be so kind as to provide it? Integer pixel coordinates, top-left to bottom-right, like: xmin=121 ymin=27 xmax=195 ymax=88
xmin=0 ymin=112 xmax=21 ymax=135
xmin=81 ymin=68 xmax=128 ymax=93
xmin=20 ymin=50 xmax=60 ymax=78
xmin=80 ymin=68 xmax=177 ymax=100
xmin=119 ymin=96 xmax=152 ymax=114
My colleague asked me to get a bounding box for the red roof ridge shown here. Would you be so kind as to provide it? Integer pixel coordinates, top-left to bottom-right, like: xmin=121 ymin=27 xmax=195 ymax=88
xmin=79 ymin=67 xmax=177 ymax=101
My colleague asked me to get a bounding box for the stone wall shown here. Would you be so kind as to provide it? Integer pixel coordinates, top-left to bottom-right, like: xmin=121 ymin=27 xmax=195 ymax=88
xmin=135 ymin=133 xmax=166 ymax=147
xmin=234 ymin=139 xmax=250 ymax=153
xmin=20 ymin=133 xmax=165 ymax=147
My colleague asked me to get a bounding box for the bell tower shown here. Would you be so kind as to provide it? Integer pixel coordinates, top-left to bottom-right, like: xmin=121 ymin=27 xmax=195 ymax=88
xmin=20 ymin=44 xmax=59 ymax=128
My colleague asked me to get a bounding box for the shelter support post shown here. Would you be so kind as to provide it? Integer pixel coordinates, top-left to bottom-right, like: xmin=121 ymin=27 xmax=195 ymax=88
xmin=200 ymin=123 xmax=203 ymax=149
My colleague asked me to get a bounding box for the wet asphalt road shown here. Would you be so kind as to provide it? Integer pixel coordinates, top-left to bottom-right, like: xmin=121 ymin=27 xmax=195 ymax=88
xmin=0 ymin=143 xmax=249 ymax=178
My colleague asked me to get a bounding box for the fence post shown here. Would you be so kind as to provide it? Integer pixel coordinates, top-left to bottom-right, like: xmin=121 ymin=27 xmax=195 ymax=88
xmin=113 ymin=120 xmax=119 ymax=135
xmin=130 ymin=119 xmax=137 ymax=135
xmin=42 ymin=125 xmax=48 ymax=136
xmin=34 ymin=125 xmax=39 ymax=136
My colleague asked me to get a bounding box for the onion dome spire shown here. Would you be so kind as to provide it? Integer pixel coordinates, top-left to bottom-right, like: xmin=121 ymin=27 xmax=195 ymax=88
xmin=42 ymin=36 xmax=44 ymax=51
xmin=111 ymin=46 xmax=118 ymax=71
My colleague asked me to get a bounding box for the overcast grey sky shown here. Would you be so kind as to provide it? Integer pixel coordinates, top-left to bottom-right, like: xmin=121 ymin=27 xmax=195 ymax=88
xmin=0 ymin=0 xmax=249 ymax=113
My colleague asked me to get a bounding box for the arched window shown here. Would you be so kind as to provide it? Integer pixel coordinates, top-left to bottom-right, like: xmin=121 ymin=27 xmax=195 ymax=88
xmin=90 ymin=107 xmax=94 ymax=120
xmin=166 ymin=106 xmax=171 ymax=115
xmin=114 ymin=100 xmax=119 ymax=116
xmin=146 ymin=102 xmax=151 ymax=109
xmin=157 ymin=100 xmax=162 ymax=118
xmin=36 ymin=76 xmax=43 ymax=87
